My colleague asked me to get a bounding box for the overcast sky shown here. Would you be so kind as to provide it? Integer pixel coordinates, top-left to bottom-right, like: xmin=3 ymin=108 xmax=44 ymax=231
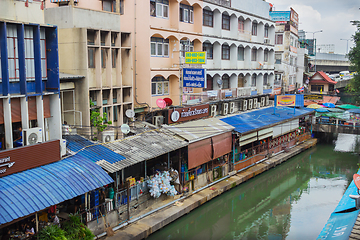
xmin=269 ymin=0 xmax=359 ymax=54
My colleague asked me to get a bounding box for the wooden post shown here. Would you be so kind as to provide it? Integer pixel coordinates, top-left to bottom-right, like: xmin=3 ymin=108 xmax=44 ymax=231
xmin=35 ymin=213 xmax=39 ymax=233
xmin=178 ymin=149 xmax=182 ymax=194
xmin=126 ymin=180 xmax=130 ymax=221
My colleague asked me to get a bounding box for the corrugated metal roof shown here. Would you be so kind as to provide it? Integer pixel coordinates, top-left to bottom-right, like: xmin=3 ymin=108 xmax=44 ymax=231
xmin=97 ymin=129 xmax=188 ymax=173
xmin=59 ymin=72 xmax=84 ymax=80
xmin=164 ymin=118 xmax=234 ymax=143
xmin=220 ymin=107 xmax=314 ymax=135
xmin=0 ymin=155 xmax=113 ymax=225
xmin=64 ymin=135 xmax=126 ymax=164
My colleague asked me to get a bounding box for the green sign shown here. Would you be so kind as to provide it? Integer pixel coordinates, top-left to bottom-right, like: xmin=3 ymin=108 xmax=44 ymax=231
xmin=185 ymin=52 xmax=206 ymax=64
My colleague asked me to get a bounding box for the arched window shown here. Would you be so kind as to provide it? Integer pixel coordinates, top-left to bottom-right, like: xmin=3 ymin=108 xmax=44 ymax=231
xmin=222 ymin=75 xmax=230 ymax=89
xmin=251 ymin=74 xmax=256 ymax=87
xmin=222 ymin=44 xmax=230 ymax=60
xmin=205 ymin=74 xmax=213 ymax=91
xmin=151 ymin=76 xmax=169 ymax=96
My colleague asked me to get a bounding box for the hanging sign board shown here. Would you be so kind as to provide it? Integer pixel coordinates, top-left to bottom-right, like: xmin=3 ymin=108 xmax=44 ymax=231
xmin=304 ymin=95 xmax=323 ymax=100
xmin=185 ymin=52 xmax=206 ymax=64
xmin=168 ymin=104 xmax=209 ymax=124
xmin=276 ymin=95 xmax=296 ymax=107
xmin=183 ymin=68 xmax=206 ymax=88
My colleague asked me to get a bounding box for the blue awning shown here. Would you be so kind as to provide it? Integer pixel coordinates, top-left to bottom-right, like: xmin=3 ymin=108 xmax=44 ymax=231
xmin=0 ymin=155 xmax=114 ymax=226
xmin=64 ymin=135 xmax=126 ymax=164
xmin=220 ymin=107 xmax=314 ymax=134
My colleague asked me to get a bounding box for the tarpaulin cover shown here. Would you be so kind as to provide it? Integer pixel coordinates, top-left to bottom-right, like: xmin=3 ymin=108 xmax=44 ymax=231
xmin=212 ymin=132 xmax=232 ymax=160
xmin=317 ymin=169 xmax=360 ymax=240
xmin=0 ymin=155 xmax=113 ymax=225
xmin=188 ymin=138 xmax=212 ymax=169
xmin=220 ymin=107 xmax=314 ymax=135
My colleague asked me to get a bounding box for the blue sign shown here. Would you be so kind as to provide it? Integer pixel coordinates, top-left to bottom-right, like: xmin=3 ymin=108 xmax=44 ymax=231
xmin=269 ymin=11 xmax=290 ymax=22
xmin=183 ymin=68 xmax=206 ymax=88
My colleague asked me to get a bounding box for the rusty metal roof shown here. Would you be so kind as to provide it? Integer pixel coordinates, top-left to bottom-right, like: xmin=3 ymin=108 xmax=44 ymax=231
xmin=97 ymin=129 xmax=188 ymax=173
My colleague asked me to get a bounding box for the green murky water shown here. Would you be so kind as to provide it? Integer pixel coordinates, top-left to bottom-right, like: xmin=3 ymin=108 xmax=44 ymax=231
xmin=147 ymin=143 xmax=360 ymax=240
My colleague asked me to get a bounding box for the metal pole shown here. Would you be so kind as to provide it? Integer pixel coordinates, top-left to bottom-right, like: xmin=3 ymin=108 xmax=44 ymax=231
xmin=126 ymin=181 xmax=130 ymax=221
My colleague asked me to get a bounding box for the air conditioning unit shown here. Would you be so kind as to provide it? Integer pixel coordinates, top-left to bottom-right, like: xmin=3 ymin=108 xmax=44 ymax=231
xmin=257 ymin=103 xmax=261 ymax=108
xmin=153 ymin=116 xmax=164 ymax=127
xmin=23 ymin=127 xmax=43 ymax=146
xmin=264 ymin=39 xmax=270 ymax=44
xmin=60 ymin=139 xmax=67 ymax=157
xmin=248 ymin=98 xmax=253 ymax=110
xmin=241 ymin=99 xmax=248 ymax=111
xmin=101 ymin=130 xmax=115 ymax=143
xmin=210 ymin=104 xmax=217 ymax=117
xmin=265 ymin=96 xmax=270 ymax=106
xmin=229 ymin=102 xmax=235 ymax=114
xmin=253 ymin=98 xmax=258 ymax=108
xmin=222 ymin=103 xmax=229 ymax=115
xmin=260 ymin=97 xmax=265 ymax=107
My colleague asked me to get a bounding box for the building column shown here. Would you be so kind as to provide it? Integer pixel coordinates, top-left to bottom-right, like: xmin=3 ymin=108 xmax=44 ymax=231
xmin=3 ymin=98 xmax=13 ymax=149
xmin=36 ymin=95 xmax=45 ymax=141
xmin=47 ymin=94 xmax=62 ymax=140
xmin=20 ymin=97 xmax=29 ymax=130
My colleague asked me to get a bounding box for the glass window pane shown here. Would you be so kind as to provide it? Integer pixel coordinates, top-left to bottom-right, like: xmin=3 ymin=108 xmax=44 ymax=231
xmin=150 ymin=2 xmax=156 ymax=16
xmin=157 ymin=42 xmax=162 ymax=56
xmin=157 ymin=82 xmax=163 ymax=94
xmin=163 ymin=5 xmax=168 ymax=18
xmin=163 ymin=82 xmax=169 ymax=94
xmin=151 ymin=42 xmax=156 ymax=56
xmin=152 ymin=82 xmax=157 ymax=95
xmin=156 ymin=3 xmax=162 ymax=17
xmin=164 ymin=43 xmax=169 ymax=56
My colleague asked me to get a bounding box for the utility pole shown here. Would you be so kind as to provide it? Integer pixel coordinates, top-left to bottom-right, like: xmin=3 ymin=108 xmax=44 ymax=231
xmin=306 ymin=30 xmax=323 ymax=72
xmin=340 ymin=38 xmax=351 ymax=55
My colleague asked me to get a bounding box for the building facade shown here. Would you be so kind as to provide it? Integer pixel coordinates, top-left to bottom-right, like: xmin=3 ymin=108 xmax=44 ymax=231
xmin=45 ymin=0 xmax=133 ymax=140
xmin=202 ymin=0 xmax=275 ymax=97
xmin=270 ymin=8 xmax=300 ymax=94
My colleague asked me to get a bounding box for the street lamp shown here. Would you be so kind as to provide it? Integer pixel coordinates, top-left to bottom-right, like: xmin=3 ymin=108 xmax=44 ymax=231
xmin=306 ymin=30 xmax=323 ymax=72
xmin=340 ymin=38 xmax=351 ymax=54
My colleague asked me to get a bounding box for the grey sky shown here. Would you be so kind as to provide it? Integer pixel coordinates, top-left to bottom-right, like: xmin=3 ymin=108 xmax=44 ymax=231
xmin=269 ymin=0 xmax=359 ymax=54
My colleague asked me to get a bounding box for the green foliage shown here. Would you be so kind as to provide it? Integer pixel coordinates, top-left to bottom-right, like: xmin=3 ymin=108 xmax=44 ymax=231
xmin=38 ymin=224 xmax=67 ymax=240
xmin=347 ymin=22 xmax=360 ymax=91
xmin=62 ymin=214 xmax=95 ymax=240
xmin=90 ymin=100 xmax=112 ymax=133
xmin=38 ymin=215 xmax=94 ymax=240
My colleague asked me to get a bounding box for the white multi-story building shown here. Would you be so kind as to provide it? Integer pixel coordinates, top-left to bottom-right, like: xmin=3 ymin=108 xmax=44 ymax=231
xmin=202 ymin=0 xmax=275 ymax=95
xmin=270 ymin=8 xmax=301 ymax=93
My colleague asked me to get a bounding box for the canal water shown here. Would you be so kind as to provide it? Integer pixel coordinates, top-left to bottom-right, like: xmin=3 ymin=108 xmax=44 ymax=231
xmin=147 ymin=135 xmax=360 ymax=240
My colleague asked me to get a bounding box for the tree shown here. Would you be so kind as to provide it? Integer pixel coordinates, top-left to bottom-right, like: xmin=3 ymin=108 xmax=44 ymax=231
xmin=90 ymin=100 xmax=112 ymax=138
xmin=347 ymin=21 xmax=360 ymax=98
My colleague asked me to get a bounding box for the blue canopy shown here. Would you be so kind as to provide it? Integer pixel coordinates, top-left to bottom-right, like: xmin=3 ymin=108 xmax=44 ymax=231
xmin=323 ymin=102 xmax=336 ymax=108
xmin=220 ymin=107 xmax=314 ymax=134
xmin=348 ymin=109 xmax=360 ymax=114
xmin=316 ymin=108 xmax=330 ymax=113
xmin=0 ymin=155 xmax=114 ymax=225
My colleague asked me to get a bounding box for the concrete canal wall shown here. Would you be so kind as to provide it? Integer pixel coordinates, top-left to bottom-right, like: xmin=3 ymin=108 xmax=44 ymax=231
xmin=101 ymin=138 xmax=317 ymax=240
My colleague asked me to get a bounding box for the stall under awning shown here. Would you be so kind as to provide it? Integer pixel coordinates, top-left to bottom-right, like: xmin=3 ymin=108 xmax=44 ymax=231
xmin=0 ymin=155 xmax=113 ymax=226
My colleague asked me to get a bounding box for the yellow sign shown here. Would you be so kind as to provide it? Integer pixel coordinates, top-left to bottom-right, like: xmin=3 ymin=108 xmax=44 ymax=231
xmin=276 ymin=95 xmax=296 ymax=107
xmin=185 ymin=52 xmax=206 ymax=64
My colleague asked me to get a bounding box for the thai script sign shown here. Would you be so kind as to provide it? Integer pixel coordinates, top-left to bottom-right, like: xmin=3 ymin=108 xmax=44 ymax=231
xmin=183 ymin=68 xmax=206 ymax=88
xmin=276 ymin=95 xmax=296 ymax=107
xmin=0 ymin=156 xmax=14 ymax=175
xmin=185 ymin=52 xmax=206 ymax=64
xmin=304 ymin=95 xmax=323 ymax=100
xmin=168 ymin=104 xmax=209 ymax=124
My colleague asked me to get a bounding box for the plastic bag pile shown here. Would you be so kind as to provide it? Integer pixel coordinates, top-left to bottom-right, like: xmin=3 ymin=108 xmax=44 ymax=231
xmin=147 ymin=171 xmax=177 ymax=198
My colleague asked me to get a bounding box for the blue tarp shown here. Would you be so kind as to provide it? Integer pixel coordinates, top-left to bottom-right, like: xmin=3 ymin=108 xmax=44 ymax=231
xmin=0 ymin=155 xmax=114 ymax=225
xmin=317 ymin=169 xmax=360 ymax=240
xmin=64 ymin=135 xmax=126 ymax=164
xmin=220 ymin=107 xmax=314 ymax=134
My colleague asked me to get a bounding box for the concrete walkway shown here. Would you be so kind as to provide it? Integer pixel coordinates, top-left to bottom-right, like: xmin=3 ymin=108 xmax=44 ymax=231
xmin=104 ymin=138 xmax=317 ymax=240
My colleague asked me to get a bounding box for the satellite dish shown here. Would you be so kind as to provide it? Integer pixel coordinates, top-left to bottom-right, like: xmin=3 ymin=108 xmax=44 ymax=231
xmin=163 ymin=98 xmax=173 ymax=107
xmin=125 ymin=109 xmax=135 ymax=118
xmin=156 ymin=99 xmax=166 ymax=109
xmin=120 ymin=124 xmax=130 ymax=134
xmin=217 ymin=79 xmax=223 ymax=86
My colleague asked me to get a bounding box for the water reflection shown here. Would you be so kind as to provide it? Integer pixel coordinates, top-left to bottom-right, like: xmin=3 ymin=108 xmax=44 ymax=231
xmin=147 ymin=143 xmax=359 ymax=240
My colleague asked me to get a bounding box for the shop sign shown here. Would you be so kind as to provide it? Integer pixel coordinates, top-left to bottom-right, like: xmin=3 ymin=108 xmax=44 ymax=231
xmin=185 ymin=52 xmax=206 ymax=64
xmin=0 ymin=140 xmax=60 ymax=177
xmin=276 ymin=95 xmax=296 ymax=107
xmin=0 ymin=156 xmax=14 ymax=175
xmin=183 ymin=68 xmax=206 ymax=88
xmin=288 ymin=84 xmax=295 ymax=91
xmin=168 ymin=104 xmax=209 ymax=124
xmin=273 ymin=87 xmax=282 ymax=95
xmin=304 ymin=95 xmax=323 ymax=100
xmin=269 ymin=11 xmax=290 ymax=22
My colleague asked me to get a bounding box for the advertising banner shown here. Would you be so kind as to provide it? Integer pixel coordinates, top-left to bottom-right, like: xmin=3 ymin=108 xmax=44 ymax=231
xmin=185 ymin=51 xmax=206 ymax=64
xmin=183 ymin=68 xmax=206 ymax=88
xmin=276 ymin=95 xmax=296 ymax=107
xmin=269 ymin=11 xmax=290 ymax=22
xmin=168 ymin=104 xmax=209 ymax=124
